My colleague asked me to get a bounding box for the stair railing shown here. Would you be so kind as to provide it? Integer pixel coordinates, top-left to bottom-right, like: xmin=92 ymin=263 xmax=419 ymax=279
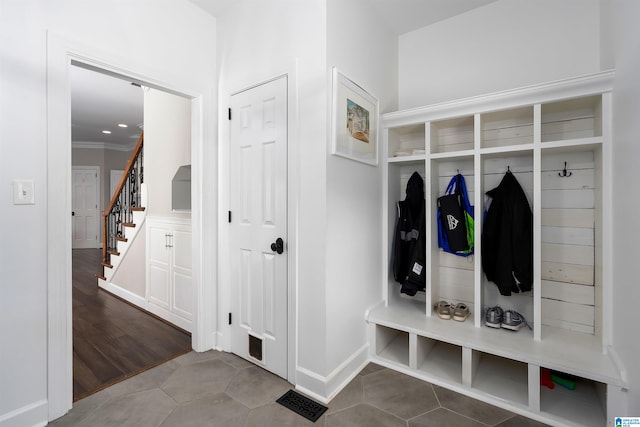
xmin=102 ymin=132 xmax=144 ymax=267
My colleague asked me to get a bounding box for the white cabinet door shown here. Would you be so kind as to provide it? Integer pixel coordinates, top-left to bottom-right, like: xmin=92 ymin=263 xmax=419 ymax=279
xmin=148 ymin=224 xmax=171 ymax=309
xmin=146 ymin=218 xmax=192 ymax=332
xmin=171 ymin=226 xmax=193 ymax=320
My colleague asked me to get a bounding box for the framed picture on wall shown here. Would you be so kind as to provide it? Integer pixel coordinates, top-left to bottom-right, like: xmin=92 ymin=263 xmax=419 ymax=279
xmin=331 ymin=68 xmax=379 ymax=166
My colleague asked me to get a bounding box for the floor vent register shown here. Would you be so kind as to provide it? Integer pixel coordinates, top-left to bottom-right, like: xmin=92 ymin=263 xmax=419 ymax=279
xmin=276 ymin=389 xmax=328 ymax=422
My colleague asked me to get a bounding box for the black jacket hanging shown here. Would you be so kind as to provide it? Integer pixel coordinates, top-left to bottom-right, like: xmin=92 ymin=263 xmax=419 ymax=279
xmin=392 ymin=171 xmax=426 ymax=296
xmin=481 ymin=170 xmax=533 ymax=296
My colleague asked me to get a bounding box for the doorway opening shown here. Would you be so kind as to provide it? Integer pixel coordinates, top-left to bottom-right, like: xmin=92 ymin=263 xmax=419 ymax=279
xmin=70 ymin=64 xmax=192 ymax=400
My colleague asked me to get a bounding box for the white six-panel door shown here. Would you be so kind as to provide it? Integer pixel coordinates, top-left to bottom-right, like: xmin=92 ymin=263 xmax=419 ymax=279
xmin=72 ymin=166 xmax=100 ymax=249
xmin=229 ymin=76 xmax=288 ymax=379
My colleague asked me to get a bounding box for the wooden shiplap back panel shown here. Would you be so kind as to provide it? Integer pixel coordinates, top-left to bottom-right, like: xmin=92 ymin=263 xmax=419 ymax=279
xmin=481 ymin=107 xmax=534 ymax=149
xmin=541 ymin=95 xmax=602 ymax=142
xmin=430 ymin=117 xmax=474 ymax=153
xmin=540 ymin=150 xmax=596 ymax=334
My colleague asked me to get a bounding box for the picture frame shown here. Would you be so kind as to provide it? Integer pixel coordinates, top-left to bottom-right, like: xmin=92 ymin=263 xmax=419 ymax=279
xmin=331 ymin=68 xmax=379 ymax=166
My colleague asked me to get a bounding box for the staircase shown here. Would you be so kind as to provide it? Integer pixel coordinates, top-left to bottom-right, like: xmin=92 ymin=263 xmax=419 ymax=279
xmin=97 ymin=133 xmax=145 ymax=284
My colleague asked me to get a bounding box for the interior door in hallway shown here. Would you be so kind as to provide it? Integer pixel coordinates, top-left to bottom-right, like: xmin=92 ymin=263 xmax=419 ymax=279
xmin=229 ymin=76 xmax=288 ymax=379
xmin=110 ymin=169 xmax=125 ymax=199
xmin=72 ymin=166 xmax=100 ymax=249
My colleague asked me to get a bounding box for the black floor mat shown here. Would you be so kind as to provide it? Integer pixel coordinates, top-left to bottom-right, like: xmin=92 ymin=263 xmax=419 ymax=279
xmin=276 ymin=389 xmax=328 ymax=422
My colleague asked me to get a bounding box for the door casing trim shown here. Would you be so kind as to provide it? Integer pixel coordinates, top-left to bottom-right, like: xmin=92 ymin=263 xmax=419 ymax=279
xmin=46 ymin=31 xmax=211 ymax=420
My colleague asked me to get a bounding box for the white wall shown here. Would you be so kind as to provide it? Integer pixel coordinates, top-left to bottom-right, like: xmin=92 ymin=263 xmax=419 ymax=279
xmin=216 ymin=0 xmax=329 ymax=382
xmin=611 ymin=0 xmax=640 ymax=412
xmin=144 ymin=88 xmax=192 ymax=218
xmin=398 ymin=0 xmax=602 ymax=108
xmin=218 ymin=0 xmax=396 ymax=399
xmin=111 ymin=223 xmax=146 ymax=298
xmin=0 ymin=0 xmax=216 ymax=424
xmin=325 ymin=0 xmax=396 ymax=388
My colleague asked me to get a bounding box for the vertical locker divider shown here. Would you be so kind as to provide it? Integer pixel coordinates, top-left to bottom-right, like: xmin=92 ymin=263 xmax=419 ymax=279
xmin=367 ymin=321 xmax=375 ymax=358
xmin=600 ymin=92 xmax=613 ymax=352
xmin=528 ymin=364 xmax=541 ymax=411
xmin=473 ymin=114 xmax=483 ymax=328
xmin=594 ymin=145 xmax=604 ymax=344
xmin=533 ymin=104 xmax=542 ymax=341
xmin=409 ymin=332 xmax=419 ymax=369
xmin=382 ymin=128 xmax=390 ymax=306
xmin=425 ymin=122 xmax=437 ymax=317
xmin=462 ymin=347 xmax=478 ymax=387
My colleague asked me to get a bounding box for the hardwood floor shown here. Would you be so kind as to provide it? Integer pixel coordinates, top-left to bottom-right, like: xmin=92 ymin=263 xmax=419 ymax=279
xmin=72 ymin=249 xmax=191 ymax=401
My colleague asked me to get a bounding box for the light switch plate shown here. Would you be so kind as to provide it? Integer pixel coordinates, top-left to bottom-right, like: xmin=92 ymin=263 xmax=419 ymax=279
xmin=12 ymin=180 xmax=35 ymax=205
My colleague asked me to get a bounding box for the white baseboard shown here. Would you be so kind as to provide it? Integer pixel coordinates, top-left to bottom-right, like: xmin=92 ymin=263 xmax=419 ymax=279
xmin=98 ymin=280 xmax=146 ymax=308
xmin=0 ymin=399 xmax=47 ymax=427
xmin=146 ymin=302 xmax=192 ymax=333
xmin=295 ymin=343 xmax=369 ymax=404
xmin=98 ymin=280 xmax=191 ymax=333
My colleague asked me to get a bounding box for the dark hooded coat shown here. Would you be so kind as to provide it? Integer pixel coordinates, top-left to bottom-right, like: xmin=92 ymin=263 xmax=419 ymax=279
xmin=392 ymin=171 xmax=426 ymax=296
xmin=481 ymin=171 xmax=533 ymax=296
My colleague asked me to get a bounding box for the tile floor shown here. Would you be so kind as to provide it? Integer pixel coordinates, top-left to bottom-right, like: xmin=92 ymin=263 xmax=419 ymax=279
xmin=49 ymin=350 xmax=549 ymax=427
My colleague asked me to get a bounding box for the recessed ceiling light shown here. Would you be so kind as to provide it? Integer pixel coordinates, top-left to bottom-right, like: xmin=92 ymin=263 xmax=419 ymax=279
xmin=102 ymin=130 xmax=112 ymax=134
xmin=118 ymin=123 xmax=128 ymax=128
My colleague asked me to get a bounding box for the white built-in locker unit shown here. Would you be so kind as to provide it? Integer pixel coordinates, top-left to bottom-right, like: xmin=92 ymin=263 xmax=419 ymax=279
xmin=367 ymin=71 xmax=623 ymax=427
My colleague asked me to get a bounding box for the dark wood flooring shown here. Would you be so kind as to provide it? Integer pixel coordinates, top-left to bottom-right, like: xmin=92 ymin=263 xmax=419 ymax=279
xmin=73 ymin=249 xmax=192 ymax=401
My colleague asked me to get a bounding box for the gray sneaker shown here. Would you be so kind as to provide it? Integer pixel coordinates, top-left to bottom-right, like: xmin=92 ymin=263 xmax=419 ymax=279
xmin=501 ymin=310 xmax=528 ymax=331
xmin=485 ymin=306 xmax=503 ymax=328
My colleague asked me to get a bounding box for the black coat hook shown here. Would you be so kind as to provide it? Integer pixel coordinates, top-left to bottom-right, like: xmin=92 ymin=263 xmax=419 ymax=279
xmin=559 ymin=162 xmax=572 ymax=177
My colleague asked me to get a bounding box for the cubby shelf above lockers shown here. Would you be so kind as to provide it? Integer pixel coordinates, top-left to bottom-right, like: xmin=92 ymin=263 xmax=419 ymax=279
xmin=387 ymin=123 xmax=425 ymax=160
xmin=429 ymin=116 xmax=474 ymax=154
xmin=371 ymin=71 xmax=621 ymax=426
xmin=541 ymin=95 xmax=603 ymax=143
xmin=481 ymin=106 xmax=534 ymax=149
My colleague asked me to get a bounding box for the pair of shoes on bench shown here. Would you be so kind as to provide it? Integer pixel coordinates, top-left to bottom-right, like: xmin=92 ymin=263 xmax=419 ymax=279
xmin=485 ymin=306 xmax=530 ymax=331
xmin=435 ymin=300 xmax=470 ymax=322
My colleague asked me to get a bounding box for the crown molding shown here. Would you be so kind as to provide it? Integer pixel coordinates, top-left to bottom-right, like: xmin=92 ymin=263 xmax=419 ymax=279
xmin=383 ymin=70 xmax=615 ymax=129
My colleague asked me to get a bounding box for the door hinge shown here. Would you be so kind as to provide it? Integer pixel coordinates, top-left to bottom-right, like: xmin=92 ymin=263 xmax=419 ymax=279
xmin=228 ymin=108 xmax=232 ymax=120
xmin=228 ymin=210 xmax=232 ymax=223
xmin=228 ymin=312 xmax=232 ymax=325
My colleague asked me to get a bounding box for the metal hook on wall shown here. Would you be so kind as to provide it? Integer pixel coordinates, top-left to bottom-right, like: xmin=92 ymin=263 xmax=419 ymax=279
xmin=559 ymin=161 xmax=572 ymax=177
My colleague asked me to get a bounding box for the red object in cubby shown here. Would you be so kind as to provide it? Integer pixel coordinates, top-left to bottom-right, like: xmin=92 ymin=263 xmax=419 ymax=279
xmin=541 ymin=368 xmax=555 ymax=389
